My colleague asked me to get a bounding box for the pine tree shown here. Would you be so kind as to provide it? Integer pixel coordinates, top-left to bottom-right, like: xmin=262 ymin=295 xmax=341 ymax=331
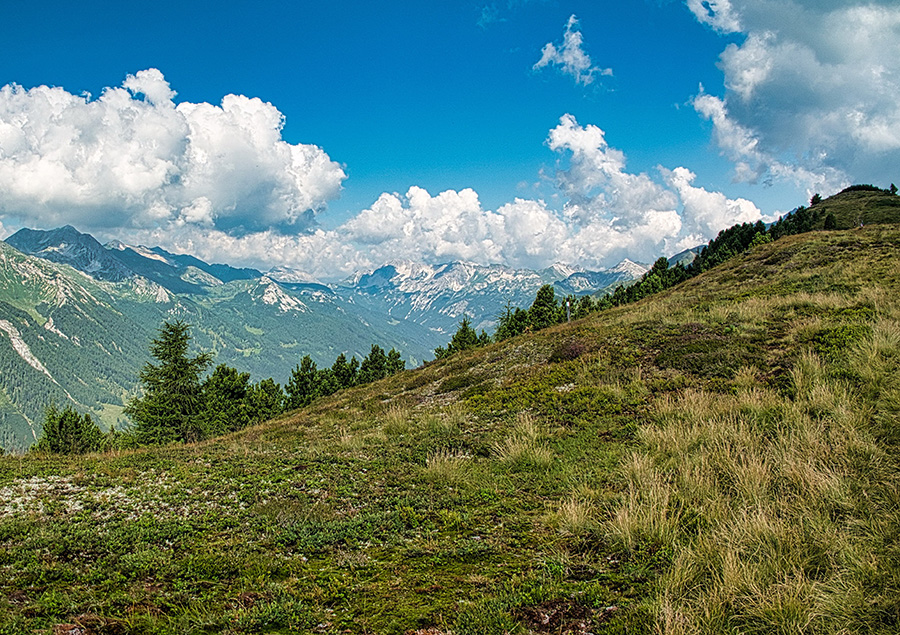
xmin=528 ymin=284 xmax=559 ymax=330
xmin=449 ymin=316 xmax=479 ymax=352
xmin=387 ymin=348 xmax=406 ymax=375
xmin=359 ymin=345 xmax=389 ymax=384
xmin=125 ymin=320 xmax=212 ymax=445
xmin=199 ymin=364 xmax=254 ymax=436
xmin=331 ymin=353 xmax=359 ymax=389
xmin=248 ymin=378 xmax=285 ymax=422
xmin=33 ymin=405 xmax=103 ymax=454
xmin=285 ymin=355 xmax=318 ymax=410
xmin=495 ymin=303 xmax=529 ymax=341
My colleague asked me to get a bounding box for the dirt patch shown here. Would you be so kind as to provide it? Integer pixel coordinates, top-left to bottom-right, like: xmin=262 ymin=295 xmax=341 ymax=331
xmin=513 ymin=600 xmax=618 ymax=634
xmin=53 ymin=614 xmax=127 ymax=635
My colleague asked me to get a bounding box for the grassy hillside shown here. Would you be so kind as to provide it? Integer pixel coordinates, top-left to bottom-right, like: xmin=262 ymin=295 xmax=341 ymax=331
xmin=810 ymin=187 xmax=900 ymax=229
xmin=1 ymin=223 xmax=899 ymax=634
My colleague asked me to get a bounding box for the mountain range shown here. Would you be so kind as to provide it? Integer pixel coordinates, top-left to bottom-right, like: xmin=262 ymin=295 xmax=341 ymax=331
xmin=0 ymin=225 xmax=656 ymax=452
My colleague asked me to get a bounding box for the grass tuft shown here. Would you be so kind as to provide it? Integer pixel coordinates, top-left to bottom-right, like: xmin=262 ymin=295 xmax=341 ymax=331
xmin=491 ymin=413 xmax=554 ymax=471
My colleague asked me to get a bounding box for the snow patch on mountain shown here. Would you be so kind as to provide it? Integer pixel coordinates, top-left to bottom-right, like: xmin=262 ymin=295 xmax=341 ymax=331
xmin=126 ymin=277 xmax=173 ymax=303
xmin=267 ymin=266 xmax=322 ymax=284
xmin=611 ymin=259 xmax=649 ymax=277
xmin=122 ymin=244 xmax=173 ymax=265
xmin=256 ymin=278 xmax=308 ymax=313
xmin=180 ymin=266 xmax=223 ymax=287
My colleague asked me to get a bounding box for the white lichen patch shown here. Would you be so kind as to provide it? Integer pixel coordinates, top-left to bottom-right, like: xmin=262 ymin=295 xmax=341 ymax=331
xmin=0 ymin=471 xmax=254 ymax=522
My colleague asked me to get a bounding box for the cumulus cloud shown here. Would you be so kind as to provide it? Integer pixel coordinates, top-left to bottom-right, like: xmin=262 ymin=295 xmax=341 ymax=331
xmin=179 ymin=114 xmax=760 ymax=280
xmin=126 ymin=190 xmax=567 ymax=279
xmin=0 ymin=69 xmax=345 ymax=235
xmin=688 ymin=0 xmax=900 ymax=192
xmin=686 ymin=0 xmax=742 ymax=33
xmin=0 ymin=70 xmax=775 ymax=278
xmin=662 ymin=166 xmax=764 ymax=243
xmin=342 ymin=187 xmax=576 ymax=270
xmin=108 ymin=114 xmax=774 ymax=281
xmin=534 ymin=15 xmax=612 ymax=86
xmin=547 ymin=114 xmax=679 ymax=228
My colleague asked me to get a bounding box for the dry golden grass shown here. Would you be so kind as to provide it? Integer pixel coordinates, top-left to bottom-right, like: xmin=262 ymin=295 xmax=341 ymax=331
xmin=491 ymin=412 xmax=554 ymax=470
xmin=382 ymin=402 xmax=412 ymax=436
xmin=423 ymin=449 xmax=472 ymax=486
xmin=607 ymin=313 xmax=900 ymax=633
xmin=549 ymin=496 xmax=597 ymax=537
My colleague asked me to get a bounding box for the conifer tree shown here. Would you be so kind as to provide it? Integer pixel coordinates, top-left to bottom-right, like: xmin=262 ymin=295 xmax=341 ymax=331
xmin=285 ymin=355 xmax=318 ymax=410
xmin=33 ymin=405 xmax=103 ymax=454
xmin=528 ymin=284 xmax=559 ymax=330
xmin=125 ymin=320 xmax=213 ymax=444
xmin=359 ymin=345 xmax=389 ymax=384
xmin=495 ymin=302 xmax=529 ymax=341
xmin=248 ymin=378 xmax=285 ymax=422
xmin=387 ymin=348 xmax=406 ymax=375
xmin=331 ymin=353 xmax=359 ymax=389
xmin=199 ymin=364 xmax=254 ymax=435
xmin=449 ymin=316 xmax=479 ymax=352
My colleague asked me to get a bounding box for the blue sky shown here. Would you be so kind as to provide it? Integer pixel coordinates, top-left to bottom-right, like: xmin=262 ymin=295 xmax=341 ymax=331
xmin=1 ymin=0 xmax=898 ymax=279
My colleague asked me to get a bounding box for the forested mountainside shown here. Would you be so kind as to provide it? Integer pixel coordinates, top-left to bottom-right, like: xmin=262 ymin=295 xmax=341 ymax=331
xmin=0 ymin=225 xmax=647 ymax=452
xmin=0 ymin=241 xmax=433 ymax=453
xmin=1 ymin=188 xmax=898 ymax=633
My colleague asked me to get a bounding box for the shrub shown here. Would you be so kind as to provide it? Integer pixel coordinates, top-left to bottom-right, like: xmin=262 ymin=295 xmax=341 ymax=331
xmin=838 ymin=184 xmax=885 ymax=194
xmin=549 ymin=340 xmax=588 ymax=363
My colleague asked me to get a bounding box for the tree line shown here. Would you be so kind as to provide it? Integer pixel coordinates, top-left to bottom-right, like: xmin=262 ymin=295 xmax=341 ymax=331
xmin=433 ymin=186 xmax=891 ymax=358
xmin=31 ymin=321 xmax=405 ymax=454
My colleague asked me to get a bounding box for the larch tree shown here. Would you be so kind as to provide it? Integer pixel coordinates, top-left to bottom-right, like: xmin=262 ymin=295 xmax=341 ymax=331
xmin=124 ymin=320 xmax=213 ymax=445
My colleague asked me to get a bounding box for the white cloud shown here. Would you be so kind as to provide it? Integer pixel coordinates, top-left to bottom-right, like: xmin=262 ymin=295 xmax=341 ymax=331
xmin=686 ymin=0 xmax=742 ymax=33
xmin=547 ymin=114 xmax=678 ymax=228
xmin=0 ymin=70 xmax=781 ymax=279
xmin=119 ymin=114 xmax=775 ymax=280
xmin=122 ymin=68 xmax=176 ymax=106
xmin=662 ymin=166 xmax=764 ymax=240
xmin=689 ymin=0 xmax=900 ymax=192
xmin=0 ymin=69 xmax=345 ymax=236
xmin=344 ymin=186 xmax=503 ymax=264
xmin=534 ymin=15 xmax=612 ymax=86
xmin=340 ymin=187 xmax=572 ymax=271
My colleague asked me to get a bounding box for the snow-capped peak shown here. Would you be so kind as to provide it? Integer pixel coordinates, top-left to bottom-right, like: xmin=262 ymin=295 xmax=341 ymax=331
xmin=611 ymin=258 xmax=649 ymax=277
xmin=266 ymin=266 xmax=322 ymax=285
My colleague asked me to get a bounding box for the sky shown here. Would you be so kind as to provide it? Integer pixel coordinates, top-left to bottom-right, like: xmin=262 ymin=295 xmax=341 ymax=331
xmin=0 ymin=0 xmax=898 ymax=281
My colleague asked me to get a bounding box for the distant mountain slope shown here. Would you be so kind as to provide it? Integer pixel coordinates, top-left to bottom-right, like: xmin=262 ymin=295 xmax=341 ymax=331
xmin=10 ymin=226 xmax=264 ymax=295
xmin=0 ymin=240 xmax=436 ymax=453
xmin=337 ymin=259 xmax=646 ymax=335
xmin=6 ymin=225 xmax=134 ymax=282
xmin=554 ymin=259 xmax=650 ymax=295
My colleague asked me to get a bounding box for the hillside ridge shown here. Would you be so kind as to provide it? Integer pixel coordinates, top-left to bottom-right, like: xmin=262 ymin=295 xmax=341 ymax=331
xmin=2 ymin=218 xmax=899 ymax=633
